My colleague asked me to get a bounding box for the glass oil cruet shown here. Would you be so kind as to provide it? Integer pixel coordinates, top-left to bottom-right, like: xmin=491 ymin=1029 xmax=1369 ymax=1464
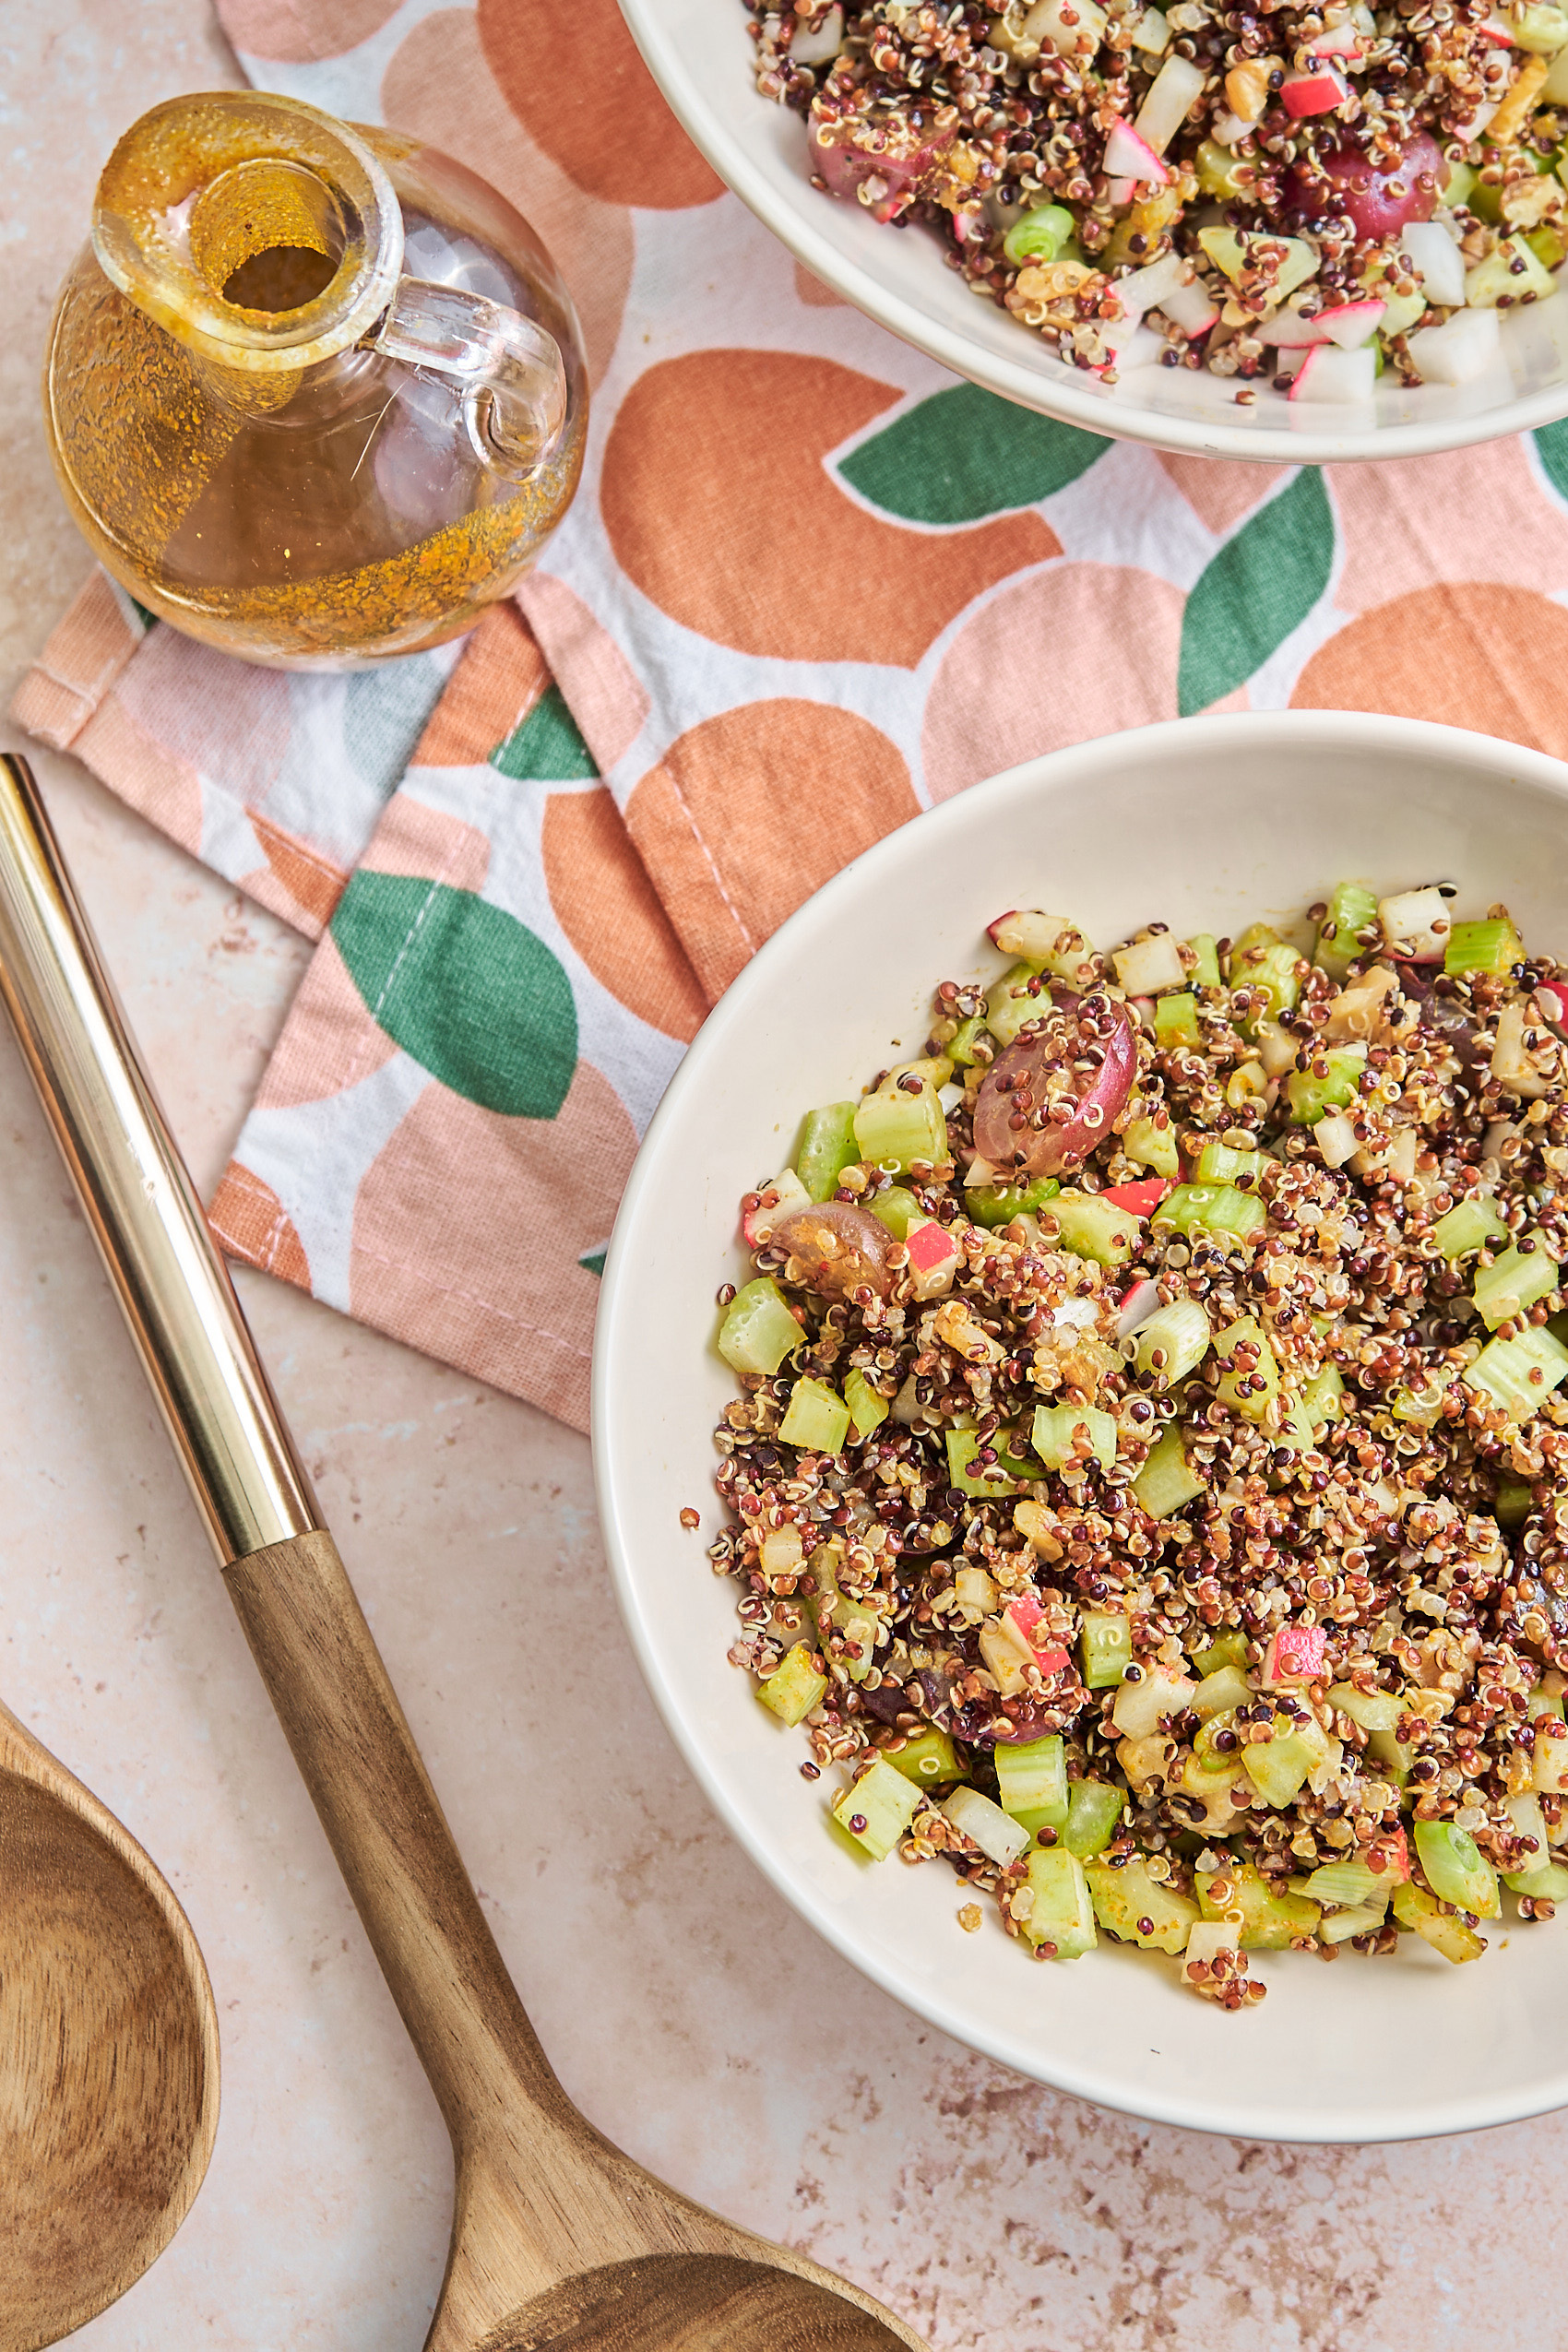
xmin=44 ymin=91 xmax=588 ymax=667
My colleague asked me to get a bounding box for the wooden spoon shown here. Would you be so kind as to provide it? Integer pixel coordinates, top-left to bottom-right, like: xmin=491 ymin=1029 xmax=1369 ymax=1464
xmin=0 ymin=1696 xmax=220 ymax=2352
xmin=0 ymin=751 xmax=926 ymax=2352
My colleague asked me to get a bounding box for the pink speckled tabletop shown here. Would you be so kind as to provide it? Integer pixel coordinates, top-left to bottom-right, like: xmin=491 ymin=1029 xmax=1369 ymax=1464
xmin=3 ymin=5 xmax=1566 ymax=2347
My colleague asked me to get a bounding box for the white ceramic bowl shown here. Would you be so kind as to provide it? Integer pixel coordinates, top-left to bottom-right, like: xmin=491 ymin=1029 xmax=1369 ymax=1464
xmin=594 ymin=709 xmax=1568 ymax=2144
xmin=620 ymin=0 xmax=1568 ymax=464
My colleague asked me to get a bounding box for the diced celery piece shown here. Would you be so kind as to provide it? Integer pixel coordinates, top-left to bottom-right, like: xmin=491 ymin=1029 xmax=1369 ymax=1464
xmin=853 ymin=1079 xmax=947 ymax=1174
xmin=1444 ymin=915 xmax=1524 ymax=979
xmin=1050 ymin=1189 xmax=1142 ymax=1267
xmin=807 ymin=1543 xmax=880 ymax=1685
xmin=1198 ymin=226 xmax=1317 ymax=296
xmin=1315 ymin=881 xmax=1379 ymax=980
xmin=1154 ymin=992 xmax=1201 ymax=1050
xmin=832 ymin=1755 xmax=922 ymax=1860
xmin=1240 ymin=1707 xmax=1330 ymax=1808
xmin=1234 ymin=938 xmax=1302 ymax=1033
xmin=1198 ymin=1861 xmax=1321 ymax=1949
xmin=1132 ymin=1424 xmax=1206 ymax=1518
xmin=947 ymin=1014 xmax=989 ymax=1066
xmin=779 ymin=1376 xmax=851 ymax=1454
xmin=1191 ymin=1627 xmax=1251 ymax=1678
xmin=1194 ymin=1140 xmax=1265 ymax=1187
xmin=1390 ymin=1371 xmax=1449 ymax=1427
xmin=869 ymin=1185 xmax=921 ymax=1239
xmin=1086 ymin=1855 xmax=1201 ymax=1954
xmin=1157 ymin=1183 xmax=1266 ymax=1242
xmin=1287 ymin=1043 xmax=1367 ymax=1124
xmin=1413 ymin=1820 xmax=1501 ymax=1918
xmin=1134 ymin=1299 xmax=1212 ymax=1386
xmin=1062 ymin=1777 xmax=1125 ymax=1858
xmin=1320 ymin=1901 xmax=1388 ymax=1943
xmin=1326 ymin=1681 xmax=1403 ymax=1733
xmin=1527 ymin=1685 xmax=1566 ymax=1722
xmin=1464 ymin=1324 xmax=1568 ymax=1420
xmin=996 ymin=1733 xmax=1070 ymax=1834
xmin=1474 ymin=1240 xmax=1561 ymax=1331
xmin=1392 ymin=1878 xmax=1485 ymax=1962
xmin=757 ymin=1643 xmax=828 ymax=1726
xmin=1465 ymin=232 xmax=1555 ymax=308
xmin=796 ymin=1101 xmax=861 ymax=1202
xmin=1302 ymin=1859 xmax=1396 ymax=1913
xmin=1003 ymin=200 xmax=1076 ymax=267
xmin=987 ymin=960 xmax=1047 ymax=1048
xmin=886 ymin=1728 xmax=962 ymax=1787
xmin=844 ymin=1367 xmax=889 ymax=1437
xmin=718 ymin=1277 xmax=802 ymax=1375
xmin=945 ymin=1424 xmax=1035 ymax=1498
xmin=1301 ymin=1363 xmax=1345 ymax=1431
xmin=1021 ymin=1844 xmax=1097 ymax=1957
xmin=1191 ymin=1662 xmax=1253 ymax=1719
xmin=968 ymin=1174 xmax=1061 ymax=1229
xmin=1123 ymin=1115 xmax=1180 ymax=1179
xmin=1505 ymin=1859 xmax=1568 ymax=1899
xmin=1496 ymin=1476 xmax=1534 ymax=1528
xmin=1032 ymin=1402 xmax=1118 ymax=1472
xmin=1431 ymin=1194 xmax=1508 ymax=1261
xmin=1186 ymin=932 xmax=1222 ymax=987
xmin=1078 ymin=1610 xmax=1133 ymax=1688
xmin=1214 ymin=1315 xmax=1280 ymax=1423
xmin=1194 ymin=137 xmax=1248 ymax=197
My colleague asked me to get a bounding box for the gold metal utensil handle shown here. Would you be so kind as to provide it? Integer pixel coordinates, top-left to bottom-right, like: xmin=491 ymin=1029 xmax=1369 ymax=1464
xmin=0 ymin=753 xmax=318 ymax=1562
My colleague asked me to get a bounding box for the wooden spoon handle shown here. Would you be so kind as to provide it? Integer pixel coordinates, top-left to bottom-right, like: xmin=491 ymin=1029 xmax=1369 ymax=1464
xmin=223 ymin=1530 xmax=585 ymax=2151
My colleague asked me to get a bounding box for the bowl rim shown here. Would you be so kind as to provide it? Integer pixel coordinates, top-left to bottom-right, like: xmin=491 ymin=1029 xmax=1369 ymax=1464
xmin=618 ymin=0 xmax=1568 ymax=468
xmin=594 ymin=708 xmax=1568 ymax=2144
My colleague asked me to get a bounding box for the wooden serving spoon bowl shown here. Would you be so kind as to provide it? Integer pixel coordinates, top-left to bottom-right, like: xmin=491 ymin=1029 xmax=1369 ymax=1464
xmin=0 ymin=1698 xmax=219 ymax=2352
xmin=0 ymin=751 xmax=926 ymax=2352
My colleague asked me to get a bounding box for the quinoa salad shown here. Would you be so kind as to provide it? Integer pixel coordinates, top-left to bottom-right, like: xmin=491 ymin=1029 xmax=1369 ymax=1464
xmin=707 ymin=885 xmax=1568 ymax=2004
xmin=744 ymin=0 xmax=1568 ymax=401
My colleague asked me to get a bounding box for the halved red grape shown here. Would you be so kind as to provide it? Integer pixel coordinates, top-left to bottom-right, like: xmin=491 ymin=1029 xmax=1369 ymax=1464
xmin=973 ymin=990 xmax=1137 ymax=1180
xmin=770 ymin=1200 xmax=894 ymax=1299
xmin=1288 ymin=133 xmax=1446 ymax=240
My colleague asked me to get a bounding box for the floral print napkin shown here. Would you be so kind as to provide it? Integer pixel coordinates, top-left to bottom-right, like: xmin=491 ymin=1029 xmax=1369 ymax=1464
xmin=15 ymin=0 xmax=1568 ymax=1431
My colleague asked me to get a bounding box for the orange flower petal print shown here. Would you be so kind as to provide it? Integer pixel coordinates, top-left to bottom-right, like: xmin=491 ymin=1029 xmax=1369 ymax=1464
xmin=1327 ymin=442 xmax=1568 ymax=616
xmin=476 ymin=0 xmax=725 ymax=210
xmin=543 ymin=786 xmax=706 ymax=1042
xmin=217 ymin=0 xmax=402 ymax=62
xmin=382 ymin=12 xmax=635 ymax=386
xmin=625 ymin=700 xmax=919 ymax=1002
xmin=244 ymin=810 xmax=350 ymax=934
xmin=601 ymin=351 xmax=1058 ymax=668
xmin=208 ymin=1162 xmax=311 ymax=1289
xmin=922 ymin=564 xmax=1184 ymax=802
xmin=1158 ymin=454 xmax=1289 ymax=536
xmin=350 ymin=1063 xmax=639 ymax=1431
xmin=1291 ymin=583 xmax=1568 ymax=756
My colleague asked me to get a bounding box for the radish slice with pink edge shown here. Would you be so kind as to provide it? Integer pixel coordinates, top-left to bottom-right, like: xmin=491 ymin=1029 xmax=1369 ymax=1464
xmin=1157 ymin=278 xmax=1219 ymax=335
xmin=1114 ymin=247 xmax=1187 ymax=316
xmin=1406 ymin=305 xmax=1503 ymax=385
xmin=1132 ymin=51 xmax=1206 ymax=152
xmin=1254 ymin=310 xmax=1332 ymax=346
xmin=1302 ymin=20 xmax=1365 ymax=53
xmin=1115 ymin=1277 xmax=1163 ymax=1338
xmin=1289 ymin=342 xmax=1376 ymax=401
xmin=1107 ymin=175 xmax=1136 ymax=206
xmin=1281 ymin=62 xmax=1349 ymax=114
xmin=1478 ymin=12 xmax=1515 ymax=39
xmin=1100 ymin=325 xmax=1163 ymax=373
xmin=1316 ymin=296 xmax=1385 ymax=347
xmin=1104 ymin=118 xmax=1170 ymax=184
xmin=1400 ymin=220 xmax=1466 ymax=308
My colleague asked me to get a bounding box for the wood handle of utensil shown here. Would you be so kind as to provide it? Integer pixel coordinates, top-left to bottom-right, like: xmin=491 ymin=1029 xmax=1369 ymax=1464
xmin=222 ymin=1528 xmax=589 ymax=2156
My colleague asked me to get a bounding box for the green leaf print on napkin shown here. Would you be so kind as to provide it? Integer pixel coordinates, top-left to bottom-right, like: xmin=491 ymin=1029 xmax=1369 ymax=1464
xmin=1533 ymin=418 xmax=1568 ymax=505
xmin=837 ymin=383 xmax=1109 ymax=523
xmin=492 ymin=681 xmax=600 ymax=780
xmin=333 ymin=872 xmax=577 ymax=1118
xmin=1178 ymin=469 xmax=1335 ymax=717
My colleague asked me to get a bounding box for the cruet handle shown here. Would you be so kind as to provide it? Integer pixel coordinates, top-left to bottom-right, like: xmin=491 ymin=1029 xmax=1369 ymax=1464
xmin=367 ymin=279 xmax=568 ymax=478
